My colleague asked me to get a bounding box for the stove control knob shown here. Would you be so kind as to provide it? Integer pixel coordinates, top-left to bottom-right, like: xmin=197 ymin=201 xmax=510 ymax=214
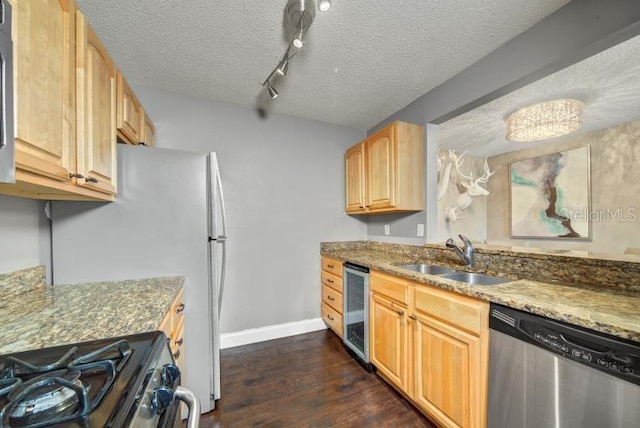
xmin=161 ymin=363 xmax=181 ymax=386
xmin=151 ymin=386 xmax=174 ymax=415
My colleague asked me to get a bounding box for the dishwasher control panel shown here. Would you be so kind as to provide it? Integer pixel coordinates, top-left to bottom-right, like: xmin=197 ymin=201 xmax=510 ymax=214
xmin=490 ymin=304 xmax=640 ymax=386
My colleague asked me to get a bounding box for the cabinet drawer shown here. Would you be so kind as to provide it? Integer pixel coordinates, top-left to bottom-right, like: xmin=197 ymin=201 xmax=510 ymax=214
xmin=370 ymin=271 xmax=409 ymax=305
xmin=322 ymin=284 xmax=343 ymax=313
xmin=171 ymin=316 xmax=185 ymax=354
xmin=321 ymin=271 xmax=343 ymax=292
xmin=414 ymin=285 xmax=488 ymax=335
xmin=321 ymin=257 xmax=343 ymax=277
xmin=321 ymin=303 xmax=343 ymax=338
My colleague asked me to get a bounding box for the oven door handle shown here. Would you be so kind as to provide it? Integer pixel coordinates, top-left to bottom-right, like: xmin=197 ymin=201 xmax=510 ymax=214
xmin=174 ymin=386 xmax=201 ymax=428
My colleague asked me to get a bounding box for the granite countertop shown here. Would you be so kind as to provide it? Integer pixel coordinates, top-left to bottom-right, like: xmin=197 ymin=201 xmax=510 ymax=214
xmin=0 ymin=275 xmax=184 ymax=354
xmin=322 ymin=248 xmax=640 ymax=343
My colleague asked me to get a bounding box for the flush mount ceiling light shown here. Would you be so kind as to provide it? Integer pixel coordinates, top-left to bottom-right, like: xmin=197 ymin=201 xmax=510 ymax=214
xmin=259 ymin=0 xmax=318 ymax=112
xmin=506 ymin=99 xmax=584 ymax=142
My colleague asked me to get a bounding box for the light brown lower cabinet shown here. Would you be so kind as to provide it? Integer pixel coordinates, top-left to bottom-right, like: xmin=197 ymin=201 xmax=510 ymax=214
xmin=369 ymin=270 xmax=489 ymax=428
xmin=158 ymin=289 xmax=186 ymax=379
xmin=369 ymin=292 xmax=409 ymax=391
xmin=320 ymin=256 xmax=344 ymax=337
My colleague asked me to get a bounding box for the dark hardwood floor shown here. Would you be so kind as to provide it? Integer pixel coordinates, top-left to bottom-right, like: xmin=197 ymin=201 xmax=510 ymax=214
xmin=199 ymin=330 xmax=436 ymax=427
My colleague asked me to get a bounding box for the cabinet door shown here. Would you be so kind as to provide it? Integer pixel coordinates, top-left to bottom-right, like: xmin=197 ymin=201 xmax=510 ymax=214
xmin=13 ymin=0 xmax=75 ymax=182
xmin=365 ymin=125 xmax=396 ymax=210
xmin=76 ymin=13 xmax=117 ymax=195
xmin=345 ymin=142 xmax=365 ymax=212
xmin=116 ymin=72 xmax=143 ymax=144
xmin=413 ymin=313 xmax=484 ymax=428
xmin=142 ymin=112 xmax=156 ymax=147
xmin=370 ymin=293 xmax=409 ymax=391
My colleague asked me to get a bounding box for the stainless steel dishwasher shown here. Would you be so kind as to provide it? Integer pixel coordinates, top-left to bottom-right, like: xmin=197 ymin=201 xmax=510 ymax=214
xmin=488 ymin=303 xmax=640 ymax=428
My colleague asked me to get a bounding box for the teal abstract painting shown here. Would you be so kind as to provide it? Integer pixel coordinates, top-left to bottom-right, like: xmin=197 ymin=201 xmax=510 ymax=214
xmin=510 ymin=146 xmax=590 ymax=239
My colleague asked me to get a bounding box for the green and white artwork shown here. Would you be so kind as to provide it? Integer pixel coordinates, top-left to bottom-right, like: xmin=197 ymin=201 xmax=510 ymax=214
xmin=510 ymin=146 xmax=590 ymax=239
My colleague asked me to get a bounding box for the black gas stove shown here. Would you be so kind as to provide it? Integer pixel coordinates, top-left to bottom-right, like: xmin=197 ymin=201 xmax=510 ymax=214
xmin=0 ymin=331 xmax=190 ymax=428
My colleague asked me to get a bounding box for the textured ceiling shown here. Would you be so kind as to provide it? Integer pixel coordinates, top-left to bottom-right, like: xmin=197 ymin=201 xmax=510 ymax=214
xmin=73 ymin=0 xmax=568 ymax=130
xmin=439 ymin=34 xmax=640 ymax=158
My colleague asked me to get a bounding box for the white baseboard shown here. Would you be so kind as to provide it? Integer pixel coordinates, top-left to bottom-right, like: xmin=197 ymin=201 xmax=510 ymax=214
xmin=220 ymin=317 xmax=327 ymax=349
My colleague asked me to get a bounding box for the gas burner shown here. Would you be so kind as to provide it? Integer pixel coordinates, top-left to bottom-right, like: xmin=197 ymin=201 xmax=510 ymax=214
xmin=0 ymin=332 xmax=175 ymax=427
xmin=6 ymin=369 xmax=84 ymax=425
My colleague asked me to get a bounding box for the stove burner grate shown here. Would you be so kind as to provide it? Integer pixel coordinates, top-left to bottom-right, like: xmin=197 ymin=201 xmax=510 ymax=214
xmin=0 ymin=339 xmax=132 ymax=428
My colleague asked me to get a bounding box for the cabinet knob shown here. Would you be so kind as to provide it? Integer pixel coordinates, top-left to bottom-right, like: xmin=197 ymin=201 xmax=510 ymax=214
xmin=85 ymin=177 xmax=99 ymax=184
xmin=69 ymin=173 xmax=85 ymax=179
xmin=175 ymin=337 xmax=184 ymax=346
xmin=173 ymin=349 xmax=181 ymax=359
xmin=409 ymin=314 xmax=417 ymax=321
xmin=396 ymin=310 xmax=405 ymax=316
xmin=176 ymin=303 xmax=185 ymax=313
xmin=140 ymin=141 xmax=147 ymax=146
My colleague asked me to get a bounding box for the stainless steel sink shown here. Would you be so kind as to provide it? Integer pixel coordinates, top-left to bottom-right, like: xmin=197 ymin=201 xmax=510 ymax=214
xmin=398 ymin=264 xmax=457 ymax=275
xmin=439 ymin=272 xmax=511 ymax=286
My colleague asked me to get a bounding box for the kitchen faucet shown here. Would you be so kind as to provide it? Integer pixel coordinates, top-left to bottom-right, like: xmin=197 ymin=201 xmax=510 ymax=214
xmin=446 ymin=235 xmax=474 ymax=268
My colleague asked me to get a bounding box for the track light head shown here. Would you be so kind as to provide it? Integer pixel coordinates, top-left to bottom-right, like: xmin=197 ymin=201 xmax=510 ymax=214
xmin=292 ymin=29 xmax=304 ymax=49
xmin=318 ymin=0 xmax=332 ymax=12
xmin=267 ymin=84 xmax=279 ymax=99
xmin=276 ymin=58 xmax=289 ymax=76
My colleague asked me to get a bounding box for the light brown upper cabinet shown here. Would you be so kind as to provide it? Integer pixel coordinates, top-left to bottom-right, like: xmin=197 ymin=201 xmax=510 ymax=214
xmin=75 ymin=11 xmax=117 ymax=196
xmin=116 ymin=72 xmax=143 ymax=145
xmin=345 ymin=121 xmax=424 ymax=214
xmin=0 ymin=0 xmax=114 ymax=201
xmin=141 ymin=111 xmax=156 ymax=147
xmin=345 ymin=142 xmax=365 ymax=212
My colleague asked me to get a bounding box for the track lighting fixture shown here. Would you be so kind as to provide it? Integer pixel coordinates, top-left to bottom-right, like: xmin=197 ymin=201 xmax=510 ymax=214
xmin=293 ymin=27 xmax=305 ymax=49
xmin=318 ymin=0 xmax=332 ymax=12
xmin=276 ymin=56 xmax=290 ymax=76
xmin=258 ymin=0 xmax=319 ymax=105
xmin=267 ymin=85 xmax=279 ymax=100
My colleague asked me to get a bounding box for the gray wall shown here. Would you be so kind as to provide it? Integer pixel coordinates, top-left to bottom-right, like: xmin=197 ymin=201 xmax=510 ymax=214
xmin=365 ymin=0 xmax=640 ymax=242
xmin=0 ymin=196 xmax=49 ymax=276
xmin=134 ymin=86 xmax=367 ymax=334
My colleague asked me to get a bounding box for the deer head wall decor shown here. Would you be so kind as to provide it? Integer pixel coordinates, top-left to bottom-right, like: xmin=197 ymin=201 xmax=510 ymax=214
xmin=438 ymin=150 xmax=495 ymax=222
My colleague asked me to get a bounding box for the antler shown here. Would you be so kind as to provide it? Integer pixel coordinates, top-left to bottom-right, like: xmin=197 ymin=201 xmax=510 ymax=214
xmin=450 ymin=150 xmax=474 ymax=182
xmin=462 ymin=158 xmax=494 ymax=196
xmin=475 ymin=158 xmax=495 ymax=184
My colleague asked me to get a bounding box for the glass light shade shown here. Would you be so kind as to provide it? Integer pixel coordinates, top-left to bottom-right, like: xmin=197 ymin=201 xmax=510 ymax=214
xmin=506 ymin=99 xmax=584 ymax=142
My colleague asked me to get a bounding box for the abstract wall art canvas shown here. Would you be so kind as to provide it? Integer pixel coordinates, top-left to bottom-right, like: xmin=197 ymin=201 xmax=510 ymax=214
xmin=510 ymin=146 xmax=590 ymax=239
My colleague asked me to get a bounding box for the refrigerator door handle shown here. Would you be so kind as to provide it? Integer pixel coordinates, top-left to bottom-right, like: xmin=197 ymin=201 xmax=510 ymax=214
xmin=216 ymin=168 xmax=228 ymax=238
xmin=218 ymin=238 xmax=226 ymax=316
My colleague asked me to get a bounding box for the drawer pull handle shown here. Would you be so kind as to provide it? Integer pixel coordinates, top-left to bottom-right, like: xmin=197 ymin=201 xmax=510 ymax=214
xmin=327 ymin=295 xmax=334 ymax=301
xmin=327 ymin=279 xmax=334 ymax=283
xmin=175 ymin=337 xmax=184 ymax=346
xmin=85 ymin=177 xmax=99 ymax=184
xmin=327 ymin=314 xmax=335 ymax=321
xmin=409 ymin=314 xmax=417 ymax=321
xmin=396 ymin=310 xmax=404 ymax=316
xmin=327 ymin=264 xmax=334 ymax=269
xmin=69 ymin=173 xmax=85 ymax=179
xmin=173 ymin=349 xmax=181 ymax=359
xmin=176 ymin=303 xmax=185 ymax=313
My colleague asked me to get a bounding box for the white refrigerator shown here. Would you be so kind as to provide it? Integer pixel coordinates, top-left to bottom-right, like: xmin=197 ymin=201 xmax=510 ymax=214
xmin=50 ymin=144 xmax=227 ymax=414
